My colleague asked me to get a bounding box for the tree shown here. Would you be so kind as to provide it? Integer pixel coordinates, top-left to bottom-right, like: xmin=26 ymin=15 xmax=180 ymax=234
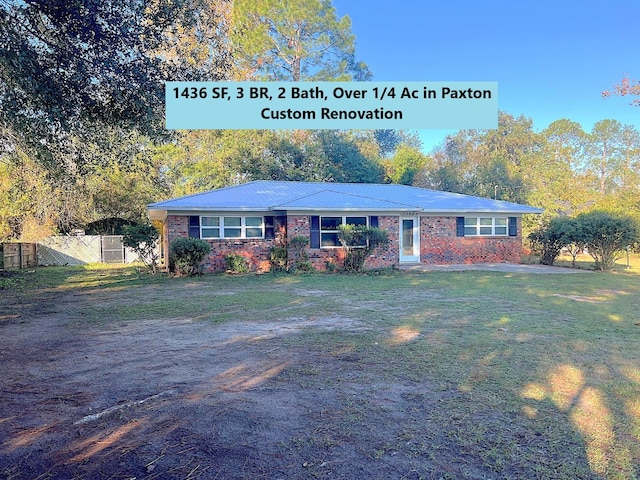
xmin=543 ymin=119 xmax=587 ymax=170
xmin=0 ymin=0 xmax=232 ymax=177
xmin=374 ymin=130 xmax=404 ymax=158
xmin=538 ymin=119 xmax=591 ymax=216
xmin=81 ymin=127 xmax=169 ymax=225
xmin=314 ymin=130 xmax=383 ymax=183
xmin=574 ymin=211 xmax=638 ymax=271
xmin=337 ymin=225 xmax=389 ymax=273
xmin=413 ymin=145 xmax=465 ymax=193
xmin=586 ymin=120 xmax=627 ymax=196
xmin=383 ymin=145 xmax=430 ymax=185
xmin=122 ymin=224 xmax=161 ymax=274
xmin=1 ymin=1 xmax=167 ymax=163
xmin=528 ymin=216 xmax=580 ymax=266
xmin=231 ymin=0 xmax=369 ymax=81
xmin=0 ymin=152 xmax=61 ymax=241
xmin=160 ymin=0 xmax=381 ymax=193
xmin=153 ymin=0 xmax=234 ymax=81
xmin=602 ymin=76 xmax=640 ymax=106
xmin=416 ymin=112 xmax=543 ymax=205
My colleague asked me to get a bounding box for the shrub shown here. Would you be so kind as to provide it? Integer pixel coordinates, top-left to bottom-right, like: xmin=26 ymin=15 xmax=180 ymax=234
xmin=324 ymin=259 xmax=337 ymax=272
xmin=170 ymin=237 xmax=211 ymax=276
xmin=289 ymin=236 xmax=313 ymax=272
xmin=269 ymin=246 xmax=288 ymax=272
xmin=338 ymin=225 xmax=390 ymax=273
xmin=225 ymin=253 xmax=249 ymax=274
xmin=528 ymin=216 xmax=579 ymax=266
xmin=122 ymin=224 xmax=160 ymax=273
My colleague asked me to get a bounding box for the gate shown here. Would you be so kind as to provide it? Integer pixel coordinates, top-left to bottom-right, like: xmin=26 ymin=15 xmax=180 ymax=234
xmin=101 ymin=236 xmax=125 ymax=263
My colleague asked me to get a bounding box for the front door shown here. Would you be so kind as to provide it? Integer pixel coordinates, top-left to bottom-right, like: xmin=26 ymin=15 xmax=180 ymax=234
xmin=399 ymin=217 xmax=420 ymax=263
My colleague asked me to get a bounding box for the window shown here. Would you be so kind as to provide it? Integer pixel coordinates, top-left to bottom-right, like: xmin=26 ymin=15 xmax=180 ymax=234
xmin=245 ymin=216 xmax=264 ymax=238
xmin=319 ymin=216 xmax=367 ymax=247
xmin=200 ymin=216 xmax=264 ymax=239
xmin=464 ymin=217 xmax=508 ymax=236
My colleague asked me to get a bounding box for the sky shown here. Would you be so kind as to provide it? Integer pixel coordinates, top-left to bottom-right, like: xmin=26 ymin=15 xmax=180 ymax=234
xmin=331 ymin=0 xmax=639 ymax=153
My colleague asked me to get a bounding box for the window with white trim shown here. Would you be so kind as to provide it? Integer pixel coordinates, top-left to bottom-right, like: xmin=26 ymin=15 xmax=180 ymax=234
xmin=200 ymin=216 xmax=264 ymax=239
xmin=464 ymin=217 xmax=508 ymax=236
xmin=320 ymin=216 xmax=367 ymax=247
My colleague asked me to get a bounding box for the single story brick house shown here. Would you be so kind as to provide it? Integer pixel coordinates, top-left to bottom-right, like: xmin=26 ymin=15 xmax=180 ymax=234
xmin=147 ymin=180 xmax=542 ymax=272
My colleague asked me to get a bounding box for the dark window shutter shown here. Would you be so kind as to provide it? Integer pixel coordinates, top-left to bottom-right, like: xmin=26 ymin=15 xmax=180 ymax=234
xmin=369 ymin=216 xmax=379 ymax=228
xmin=456 ymin=217 xmax=465 ymax=237
xmin=310 ymin=216 xmax=320 ymax=248
xmin=188 ymin=216 xmax=200 ymax=238
xmin=265 ymin=216 xmax=275 ymax=239
xmin=508 ymin=217 xmax=517 ymax=236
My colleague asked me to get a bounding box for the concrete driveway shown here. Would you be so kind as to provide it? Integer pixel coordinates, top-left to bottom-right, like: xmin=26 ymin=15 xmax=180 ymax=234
xmin=399 ymin=263 xmax=592 ymax=274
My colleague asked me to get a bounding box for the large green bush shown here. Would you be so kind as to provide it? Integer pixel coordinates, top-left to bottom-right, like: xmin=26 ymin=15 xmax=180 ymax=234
xmin=169 ymin=237 xmax=211 ymax=276
xmin=528 ymin=216 xmax=580 ymax=266
xmin=529 ymin=211 xmax=638 ymax=271
xmin=575 ymin=211 xmax=638 ymax=271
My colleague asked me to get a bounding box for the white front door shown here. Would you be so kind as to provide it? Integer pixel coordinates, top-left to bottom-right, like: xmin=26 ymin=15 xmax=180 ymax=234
xmin=399 ymin=217 xmax=420 ymax=263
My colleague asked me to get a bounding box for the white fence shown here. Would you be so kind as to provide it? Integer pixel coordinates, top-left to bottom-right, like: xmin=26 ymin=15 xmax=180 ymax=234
xmin=37 ymin=235 xmax=146 ymax=266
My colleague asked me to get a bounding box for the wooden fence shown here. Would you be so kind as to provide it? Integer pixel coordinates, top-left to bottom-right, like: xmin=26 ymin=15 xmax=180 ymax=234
xmin=0 ymin=243 xmax=38 ymax=269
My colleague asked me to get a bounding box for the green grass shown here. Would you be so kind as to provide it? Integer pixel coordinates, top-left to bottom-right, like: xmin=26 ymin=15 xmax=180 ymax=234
xmin=3 ymin=263 xmax=640 ymax=478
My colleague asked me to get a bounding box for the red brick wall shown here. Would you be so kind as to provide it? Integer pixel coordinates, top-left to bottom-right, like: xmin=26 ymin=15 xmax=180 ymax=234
xmin=286 ymin=215 xmax=397 ymax=271
xmin=419 ymin=216 xmax=522 ymax=264
xmin=167 ymin=215 xmax=189 ymax=242
xmin=166 ymin=215 xmax=284 ymax=273
xmin=165 ymin=214 xmax=523 ymax=273
xmin=286 ymin=215 xmax=339 ymax=270
xmin=366 ymin=216 xmax=398 ymax=268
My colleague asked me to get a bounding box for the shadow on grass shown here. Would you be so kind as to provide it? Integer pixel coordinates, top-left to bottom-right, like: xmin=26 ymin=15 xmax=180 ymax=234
xmin=373 ymin=269 xmax=640 ymax=478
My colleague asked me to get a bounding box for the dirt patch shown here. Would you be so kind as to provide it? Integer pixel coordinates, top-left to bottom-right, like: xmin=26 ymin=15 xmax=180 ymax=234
xmin=0 ymin=286 xmax=440 ymax=479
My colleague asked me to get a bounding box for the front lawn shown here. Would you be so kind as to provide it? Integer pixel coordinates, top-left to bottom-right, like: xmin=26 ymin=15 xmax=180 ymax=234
xmin=1 ymin=265 xmax=639 ymax=479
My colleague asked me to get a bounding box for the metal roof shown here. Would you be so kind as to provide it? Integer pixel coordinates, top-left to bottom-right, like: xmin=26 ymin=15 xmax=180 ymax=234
xmin=148 ymin=180 xmax=543 ymax=214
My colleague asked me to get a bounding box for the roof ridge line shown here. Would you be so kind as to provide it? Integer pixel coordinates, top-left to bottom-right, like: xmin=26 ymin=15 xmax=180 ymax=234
xmin=320 ymin=188 xmax=422 ymax=209
xmin=274 ymin=188 xmax=421 ymax=210
xmin=271 ymin=189 xmax=326 ymax=208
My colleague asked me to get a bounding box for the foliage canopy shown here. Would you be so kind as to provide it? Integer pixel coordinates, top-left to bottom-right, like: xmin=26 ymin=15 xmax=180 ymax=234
xmin=530 ymin=211 xmax=638 ymax=271
xmin=575 ymin=211 xmax=638 ymax=271
xmin=337 ymin=225 xmax=390 ymax=273
xmin=122 ymin=224 xmax=161 ymax=274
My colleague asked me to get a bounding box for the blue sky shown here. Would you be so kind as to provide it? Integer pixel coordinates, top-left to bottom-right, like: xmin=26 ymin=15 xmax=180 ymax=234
xmin=331 ymin=0 xmax=639 ymax=153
